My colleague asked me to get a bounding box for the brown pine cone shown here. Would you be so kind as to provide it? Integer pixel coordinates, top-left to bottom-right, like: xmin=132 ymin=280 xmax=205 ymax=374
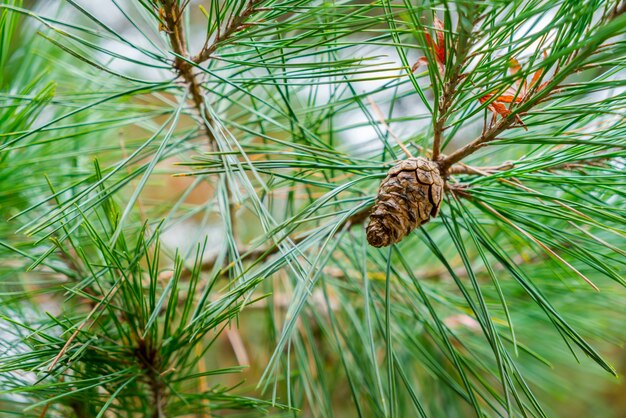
xmin=366 ymin=157 xmax=444 ymax=247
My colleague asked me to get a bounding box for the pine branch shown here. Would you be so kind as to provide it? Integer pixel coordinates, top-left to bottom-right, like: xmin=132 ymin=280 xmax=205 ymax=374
xmin=432 ymin=6 xmax=479 ymax=160
xmin=159 ymin=0 xmax=214 ymax=142
xmin=438 ymin=3 xmax=626 ymax=171
xmin=3 ymin=1 xmax=626 ymax=416
xmin=186 ymin=150 xmax=616 ymax=279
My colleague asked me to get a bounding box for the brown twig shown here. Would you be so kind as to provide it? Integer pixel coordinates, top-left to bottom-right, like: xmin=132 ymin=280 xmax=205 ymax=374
xmin=438 ymin=5 xmax=626 ymax=172
xmin=175 ymin=240 xmax=557 ymax=311
xmin=159 ymin=0 xmax=256 ymax=245
xmin=447 ymin=160 xmax=515 ymax=175
xmin=159 ymin=0 xmax=214 ymax=141
xmin=225 ymin=328 xmax=250 ymax=366
xmin=191 ymin=0 xmax=265 ymax=65
xmin=439 ymin=112 xmax=524 ymax=172
xmin=610 ymin=0 xmax=626 ymax=19
xmin=48 ymin=280 xmax=124 ymax=372
xmin=432 ymin=6 xmax=478 ymax=160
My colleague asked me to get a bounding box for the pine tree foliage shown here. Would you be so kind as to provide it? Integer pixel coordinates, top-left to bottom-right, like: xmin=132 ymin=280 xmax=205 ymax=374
xmin=1 ymin=0 xmax=625 ymax=416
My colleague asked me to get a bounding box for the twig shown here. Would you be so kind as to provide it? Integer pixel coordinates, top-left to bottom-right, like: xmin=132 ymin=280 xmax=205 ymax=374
xmin=159 ymin=0 xmax=244 ymax=245
xmin=438 ymin=6 xmax=626 ymax=172
xmin=192 ymin=0 xmax=265 ymax=65
xmin=194 ymin=343 xmax=211 ymax=418
xmin=176 ymin=245 xmax=557 ymax=311
xmin=440 ymin=109 xmax=530 ymax=171
xmin=159 ymin=0 xmax=214 ymax=142
xmin=48 ymin=275 xmax=125 ymax=373
xmin=432 ymin=7 xmax=478 ymax=160
xmin=225 ymin=328 xmax=249 ymax=366
xmin=447 ymin=160 xmax=515 ymax=175
xmin=610 ymin=0 xmax=626 ymax=19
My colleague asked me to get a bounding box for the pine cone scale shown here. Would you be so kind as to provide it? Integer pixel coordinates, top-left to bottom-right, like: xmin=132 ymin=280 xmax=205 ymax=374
xmin=366 ymin=157 xmax=444 ymax=247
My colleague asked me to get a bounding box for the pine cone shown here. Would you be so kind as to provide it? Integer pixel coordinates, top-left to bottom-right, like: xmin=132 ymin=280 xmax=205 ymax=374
xmin=366 ymin=157 xmax=444 ymax=247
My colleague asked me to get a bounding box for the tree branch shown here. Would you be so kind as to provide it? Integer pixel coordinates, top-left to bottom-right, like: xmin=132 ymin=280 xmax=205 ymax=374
xmin=432 ymin=7 xmax=478 ymax=160
xmin=447 ymin=160 xmax=514 ymax=175
xmin=160 ymin=1 xmax=271 ymax=259
xmin=438 ymin=4 xmax=626 ymax=171
xmin=159 ymin=0 xmax=214 ymax=142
